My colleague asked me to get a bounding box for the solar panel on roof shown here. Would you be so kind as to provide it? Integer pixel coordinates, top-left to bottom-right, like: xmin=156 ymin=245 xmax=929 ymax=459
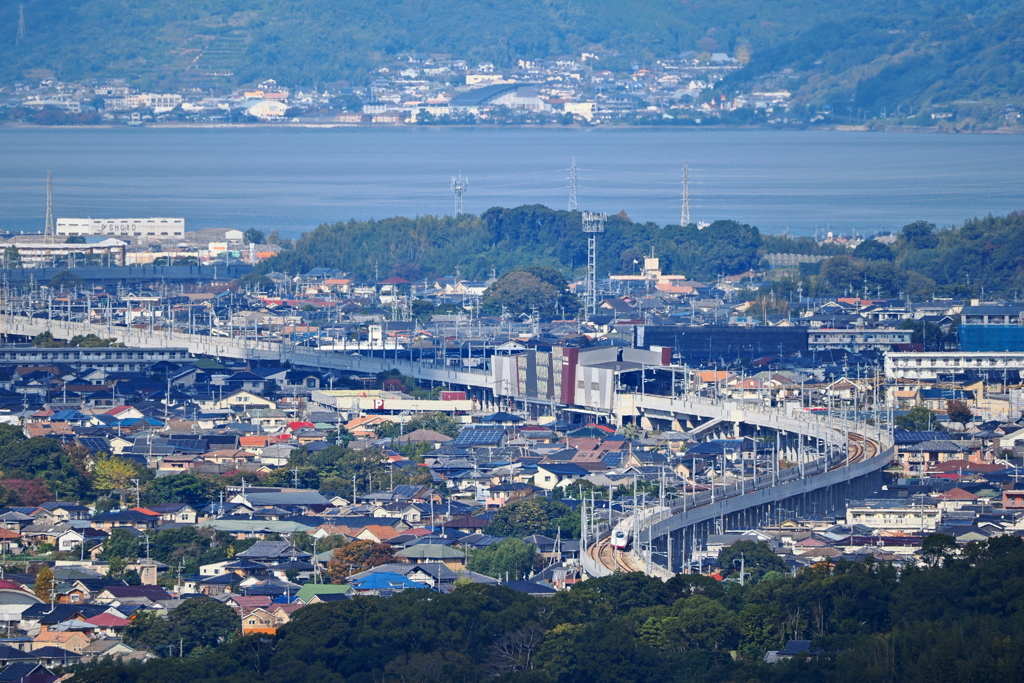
xmin=166 ymin=438 xmax=207 ymax=453
xmin=602 ymin=452 xmax=624 ymax=467
xmin=453 ymin=428 xmax=505 ymax=446
xmin=76 ymin=437 xmax=110 ymax=454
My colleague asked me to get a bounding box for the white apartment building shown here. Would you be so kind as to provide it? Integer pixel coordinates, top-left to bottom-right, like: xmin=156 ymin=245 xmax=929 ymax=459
xmin=56 ymin=217 xmax=185 ymax=240
xmin=103 ymin=93 xmax=183 ymax=112
xmin=846 ymin=500 xmax=941 ymax=533
xmin=885 ymin=351 xmax=1024 ymax=380
xmin=808 ymin=328 xmax=911 ymax=353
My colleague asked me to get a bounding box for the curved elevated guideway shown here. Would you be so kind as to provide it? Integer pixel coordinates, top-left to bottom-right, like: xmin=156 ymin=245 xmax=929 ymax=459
xmin=582 ymin=394 xmax=892 ymax=579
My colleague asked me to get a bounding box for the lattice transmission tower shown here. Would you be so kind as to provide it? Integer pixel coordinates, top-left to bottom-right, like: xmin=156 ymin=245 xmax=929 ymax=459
xmin=680 ymin=162 xmax=691 ymax=226
xmin=582 ymin=211 xmax=606 ymax=318
xmin=568 ymin=158 xmax=578 ymax=211
xmin=44 ymin=171 xmax=54 ymax=243
xmin=16 ymin=5 xmax=25 ymax=47
xmin=451 ymin=174 xmax=468 ymax=216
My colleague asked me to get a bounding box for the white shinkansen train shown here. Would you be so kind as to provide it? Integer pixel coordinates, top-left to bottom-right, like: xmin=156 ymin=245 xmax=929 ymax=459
xmin=609 ymin=506 xmax=670 ymax=550
xmin=610 ymin=519 xmax=632 ymax=549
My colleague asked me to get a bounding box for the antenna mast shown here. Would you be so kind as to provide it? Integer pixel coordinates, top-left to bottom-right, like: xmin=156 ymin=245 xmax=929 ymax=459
xmin=568 ymin=158 xmax=578 ymax=211
xmin=16 ymin=5 xmax=25 ymax=47
xmin=582 ymin=211 xmax=606 ymax=319
xmin=680 ymin=162 xmax=690 ymax=226
xmin=451 ymin=174 xmax=468 ymax=216
xmin=44 ymin=171 xmax=54 ymax=243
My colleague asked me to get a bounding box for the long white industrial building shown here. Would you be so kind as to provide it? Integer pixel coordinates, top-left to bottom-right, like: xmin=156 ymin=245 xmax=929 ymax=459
xmin=56 ymin=217 xmax=185 ymax=240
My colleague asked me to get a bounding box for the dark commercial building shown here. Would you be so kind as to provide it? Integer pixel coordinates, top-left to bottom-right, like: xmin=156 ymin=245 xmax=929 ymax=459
xmin=959 ymin=325 xmax=1024 ymax=352
xmin=634 ymin=325 xmax=807 ymax=361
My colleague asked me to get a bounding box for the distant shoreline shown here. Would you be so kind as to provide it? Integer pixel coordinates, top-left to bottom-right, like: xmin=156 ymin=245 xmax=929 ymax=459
xmin=2 ymin=121 xmax=1022 ymax=135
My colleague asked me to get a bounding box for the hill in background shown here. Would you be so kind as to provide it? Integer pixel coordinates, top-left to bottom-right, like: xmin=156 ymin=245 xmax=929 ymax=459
xmin=253 ymin=206 xmax=1024 ymax=302
xmin=1 ymin=0 xmax=1021 ymax=121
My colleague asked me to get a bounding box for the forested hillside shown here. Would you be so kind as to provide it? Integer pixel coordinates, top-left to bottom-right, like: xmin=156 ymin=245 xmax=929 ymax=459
xmin=70 ymin=536 xmax=1024 ymax=682
xmin=2 ymin=0 xmax=1021 ymax=116
xmin=719 ymin=3 xmax=1024 ymax=122
xmin=259 ymin=205 xmax=763 ymax=283
xmin=256 ymin=206 xmax=1024 ymax=302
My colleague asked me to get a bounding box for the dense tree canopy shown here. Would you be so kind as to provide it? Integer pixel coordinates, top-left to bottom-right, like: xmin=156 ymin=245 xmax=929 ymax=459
xmin=124 ymin=597 xmax=239 ymax=657
xmin=326 ymin=540 xmax=394 ymax=581
xmin=485 ymin=497 xmax=580 ymax=539
xmin=0 ymin=429 xmax=90 ymax=501
xmin=467 ymin=537 xmax=537 ymax=580
xmin=895 ymin=405 xmax=940 ymax=432
xmin=71 ymin=536 xmax=1024 ymax=682
xmin=261 ymin=208 xmax=1024 ymax=303
xmin=481 ymin=266 xmax=580 ymax=318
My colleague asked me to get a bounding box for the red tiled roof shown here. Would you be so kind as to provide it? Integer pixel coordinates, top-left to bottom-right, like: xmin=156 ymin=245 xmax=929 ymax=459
xmin=84 ymin=613 xmax=130 ymax=628
xmin=939 ymin=487 xmax=978 ymax=501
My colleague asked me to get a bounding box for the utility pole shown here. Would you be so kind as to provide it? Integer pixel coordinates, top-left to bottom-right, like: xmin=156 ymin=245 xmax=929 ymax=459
xmin=582 ymin=211 xmax=606 ymax=319
xmin=680 ymin=162 xmax=691 ymax=226
xmin=568 ymin=158 xmax=579 ymax=211
xmin=451 ymin=174 xmax=468 ymax=216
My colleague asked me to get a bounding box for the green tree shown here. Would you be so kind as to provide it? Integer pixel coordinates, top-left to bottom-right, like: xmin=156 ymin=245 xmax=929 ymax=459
xmin=49 ymin=270 xmax=83 ymax=290
xmin=485 ymin=497 xmax=578 ymax=538
xmin=899 ymin=220 xmax=939 ymax=250
xmin=468 ymin=538 xmax=537 ymax=580
xmin=143 ymin=473 xmax=221 ymax=506
xmin=168 ymin=596 xmax=240 ymax=651
xmin=107 ymin=556 xmax=129 ymax=579
xmin=374 ymin=421 xmax=401 ymax=439
xmin=101 ymin=528 xmax=140 ymax=561
xmin=30 ymin=331 xmax=65 ymax=348
xmin=244 ymin=228 xmax=265 ymax=245
xmin=125 ymin=596 xmax=239 ymax=656
xmin=92 ymin=453 xmax=141 ymax=503
xmin=34 ymin=566 xmax=54 ymax=602
xmin=2 ymin=246 xmax=21 ymax=268
xmin=69 ymin=333 xmax=118 ymax=348
xmin=852 ymin=239 xmax=894 ymax=261
xmin=896 ymin=405 xmax=939 ymax=431
xmin=921 ymin=532 xmax=958 ymax=567
xmin=717 ymin=541 xmax=787 ymax=582
xmin=0 ymin=437 xmax=89 ymax=500
xmin=404 ymin=411 xmax=462 ymax=438
xmin=481 ymin=267 xmax=578 ymax=318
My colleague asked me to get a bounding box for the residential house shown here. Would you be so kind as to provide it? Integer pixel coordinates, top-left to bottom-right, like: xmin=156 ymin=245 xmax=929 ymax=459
xmin=240 ymin=607 xmax=278 ymax=635
xmin=143 ymin=503 xmax=197 ymax=525
xmin=394 ymin=544 xmax=467 ymax=570
xmin=533 ymin=463 xmax=589 ymax=490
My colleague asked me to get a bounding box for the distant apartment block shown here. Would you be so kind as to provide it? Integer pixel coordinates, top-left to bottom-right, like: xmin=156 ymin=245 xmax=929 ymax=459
xmin=885 ymin=351 xmax=1024 ymax=380
xmin=845 ymin=499 xmax=940 ymax=533
xmin=0 ymin=346 xmax=188 ymax=371
xmin=958 ymin=303 xmax=1024 ymax=352
xmin=56 ymin=218 xmax=185 ymax=240
xmin=2 ymin=238 xmax=127 ymax=267
xmin=807 ymin=328 xmax=911 ymax=353
xmin=103 ymin=93 xmax=183 ymax=112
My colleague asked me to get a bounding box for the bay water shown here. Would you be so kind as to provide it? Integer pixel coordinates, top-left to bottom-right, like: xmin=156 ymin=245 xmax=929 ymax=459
xmin=0 ymin=126 xmax=1021 ymax=237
